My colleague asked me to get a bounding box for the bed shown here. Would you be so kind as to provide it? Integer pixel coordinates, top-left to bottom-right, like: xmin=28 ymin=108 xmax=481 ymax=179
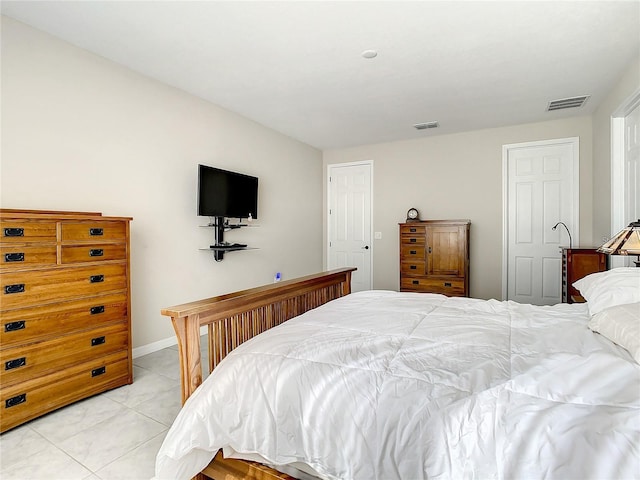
xmin=155 ymin=267 xmax=640 ymax=480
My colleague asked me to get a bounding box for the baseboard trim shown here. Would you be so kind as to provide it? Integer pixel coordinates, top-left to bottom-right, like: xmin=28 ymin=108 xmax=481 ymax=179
xmin=132 ymin=325 xmax=209 ymax=359
xmin=132 ymin=336 xmax=177 ymax=358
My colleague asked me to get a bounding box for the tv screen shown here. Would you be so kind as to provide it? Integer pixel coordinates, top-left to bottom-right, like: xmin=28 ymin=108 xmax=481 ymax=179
xmin=198 ymin=164 xmax=258 ymax=219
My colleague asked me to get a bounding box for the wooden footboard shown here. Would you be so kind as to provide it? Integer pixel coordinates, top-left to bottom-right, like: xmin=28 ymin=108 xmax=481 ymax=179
xmin=161 ymin=267 xmax=356 ymax=480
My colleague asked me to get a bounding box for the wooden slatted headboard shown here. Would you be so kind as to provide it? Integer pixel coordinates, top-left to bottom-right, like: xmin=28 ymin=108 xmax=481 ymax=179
xmin=161 ymin=267 xmax=356 ymax=403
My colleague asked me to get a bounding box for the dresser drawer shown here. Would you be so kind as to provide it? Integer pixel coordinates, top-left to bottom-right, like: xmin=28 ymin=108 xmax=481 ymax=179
xmin=400 ymin=225 xmax=426 ymax=235
xmin=1 ymin=352 xmax=130 ymax=432
xmin=61 ymin=244 xmax=126 ymax=264
xmin=401 ymin=277 xmax=466 ymax=296
xmin=61 ymin=222 xmax=126 ymax=242
xmin=1 ymin=264 xmax=127 ymax=310
xmin=1 ymin=293 xmax=128 ymax=347
xmin=0 ymin=245 xmax=57 ymax=267
xmin=1 ymin=323 xmax=129 ymax=386
xmin=0 ymin=221 xmax=57 ymax=243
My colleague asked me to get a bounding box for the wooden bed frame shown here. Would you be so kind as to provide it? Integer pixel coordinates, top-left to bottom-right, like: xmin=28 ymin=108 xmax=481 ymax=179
xmin=161 ymin=267 xmax=356 ymax=480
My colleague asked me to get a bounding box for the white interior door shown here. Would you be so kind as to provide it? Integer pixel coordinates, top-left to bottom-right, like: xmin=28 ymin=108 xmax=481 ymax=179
xmin=503 ymin=138 xmax=579 ymax=305
xmin=327 ymin=162 xmax=372 ymax=292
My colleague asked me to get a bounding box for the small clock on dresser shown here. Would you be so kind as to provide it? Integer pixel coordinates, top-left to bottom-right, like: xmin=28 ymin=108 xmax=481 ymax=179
xmin=406 ymin=208 xmax=420 ymax=222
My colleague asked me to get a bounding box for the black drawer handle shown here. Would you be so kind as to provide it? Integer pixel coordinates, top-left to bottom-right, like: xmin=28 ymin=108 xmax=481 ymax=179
xmin=89 ymin=228 xmax=104 ymax=236
xmin=5 ymin=357 xmax=26 ymax=371
xmin=410 ymin=265 xmax=417 ymax=270
xmin=89 ymin=249 xmax=104 ymax=257
xmin=410 ymin=250 xmax=417 ymax=255
xmin=444 ymin=282 xmax=452 ymax=287
xmin=91 ymin=336 xmax=106 ymax=346
xmin=89 ymin=275 xmax=104 ymax=283
xmin=4 ymin=284 xmax=25 ymax=294
xmin=412 ymin=280 xmax=419 ymax=285
xmin=410 ymin=228 xmax=417 ymax=233
xmin=410 ymin=238 xmax=417 ymax=243
xmin=5 ymin=393 xmax=26 ymax=408
xmin=91 ymin=366 xmax=106 ymax=377
xmin=3 ymin=228 xmax=24 ymax=237
xmin=5 ymin=320 xmax=25 ymax=332
xmin=4 ymin=253 xmax=25 ymax=262
xmin=90 ymin=305 xmax=105 ymax=315
xmin=428 ymin=247 xmax=432 ymax=254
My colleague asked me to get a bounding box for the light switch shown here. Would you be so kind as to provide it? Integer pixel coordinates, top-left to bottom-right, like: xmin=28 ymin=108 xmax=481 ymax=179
xmin=374 ymin=231 xmax=382 ymax=239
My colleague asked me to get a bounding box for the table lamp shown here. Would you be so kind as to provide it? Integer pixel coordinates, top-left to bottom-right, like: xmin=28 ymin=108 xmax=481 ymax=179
xmin=597 ymin=219 xmax=640 ymax=266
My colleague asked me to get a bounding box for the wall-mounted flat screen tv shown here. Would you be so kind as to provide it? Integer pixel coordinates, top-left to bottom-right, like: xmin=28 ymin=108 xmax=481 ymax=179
xmin=198 ymin=164 xmax=258 ymax=219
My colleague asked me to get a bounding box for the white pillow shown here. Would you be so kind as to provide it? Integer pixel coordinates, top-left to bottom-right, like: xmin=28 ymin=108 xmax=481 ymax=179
xmin=588 ymin=302 xmax=640 ymax=364
xmin=573 ymin=267 xmax=640 ymax=316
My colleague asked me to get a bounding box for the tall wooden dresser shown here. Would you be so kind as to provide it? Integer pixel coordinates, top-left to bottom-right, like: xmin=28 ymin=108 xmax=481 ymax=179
xmin=561 ymin=247 xmax=607 ymax=303
xmin=399 ymin=220 xmax=470 ymax=296
xmin=0 ymin=209 xmax=132 ymax=432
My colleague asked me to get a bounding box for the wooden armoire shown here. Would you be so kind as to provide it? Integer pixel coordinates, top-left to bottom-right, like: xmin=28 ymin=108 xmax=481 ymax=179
xmin=399 ymin=220 xmax=470 ymax=297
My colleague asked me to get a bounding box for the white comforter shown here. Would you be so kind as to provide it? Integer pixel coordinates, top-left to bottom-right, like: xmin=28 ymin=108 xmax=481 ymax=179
xmin=155 ymin=291 xmax=640 ymax=480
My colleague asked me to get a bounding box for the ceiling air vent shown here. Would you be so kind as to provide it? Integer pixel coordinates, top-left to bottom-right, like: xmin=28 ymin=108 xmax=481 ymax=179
xmin=547 ymin=95 xmax=590 ymax=111
xmin=414 ymin=121 xmax=439 ymax=130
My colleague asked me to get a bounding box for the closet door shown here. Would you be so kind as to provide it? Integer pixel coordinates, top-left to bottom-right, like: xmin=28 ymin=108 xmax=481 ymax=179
xmin=503 ymin=138 xmax=579 ymax=305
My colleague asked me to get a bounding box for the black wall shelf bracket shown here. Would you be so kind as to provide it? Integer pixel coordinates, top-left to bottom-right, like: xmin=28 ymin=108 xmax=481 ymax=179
xmin=202 ymin=216 xmax=255 ymax=261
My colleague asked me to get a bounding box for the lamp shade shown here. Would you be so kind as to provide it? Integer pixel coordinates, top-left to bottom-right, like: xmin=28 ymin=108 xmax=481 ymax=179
xmin=597 ymin=220 xmax=640 ymax=255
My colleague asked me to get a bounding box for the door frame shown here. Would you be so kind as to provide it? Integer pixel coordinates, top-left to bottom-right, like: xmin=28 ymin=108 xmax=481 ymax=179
xmin=326 ymin=160 xmax=374 ymax=290
xmin=611 ymin=88 xmax=640 ymax=268
xmin=501 ymin=137 xmax=580 ymax=300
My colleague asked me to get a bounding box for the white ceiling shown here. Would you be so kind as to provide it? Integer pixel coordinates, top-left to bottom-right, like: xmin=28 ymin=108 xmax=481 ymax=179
xmin=2 ymin=1 xmax=639 ymax=150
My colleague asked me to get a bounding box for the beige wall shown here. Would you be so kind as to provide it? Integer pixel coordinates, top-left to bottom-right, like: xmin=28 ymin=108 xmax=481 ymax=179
xmin=592 ymin=57 xmax=640 ymax=241
xmin=0 ymin=17 xmax=324 ymax=351
xmin=323 ymin=117 xmax=593 ymax=300
xmin=3 ymin=16 xmax=636 ymax=350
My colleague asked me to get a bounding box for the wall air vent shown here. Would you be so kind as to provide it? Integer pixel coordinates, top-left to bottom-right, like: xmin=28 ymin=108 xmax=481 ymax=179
xmin=547 ymin=95 xmax=590 ymax=111
xmin=414 ymin=121 xmax=439 ymax=130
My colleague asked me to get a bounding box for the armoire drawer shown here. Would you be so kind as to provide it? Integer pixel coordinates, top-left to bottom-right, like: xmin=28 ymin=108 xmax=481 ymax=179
xmin=400 ymin=225 xmax=426 ymax=235
xmin=0 ymin=323 xmax=129 ymax=386
xmin=0 ymin=221 xmax=57 ymax=243
xmin=0 ymin=352 xmax=130 ymax=432
xmin=401 ymin=277 xmax=465 ymax=296
xmin=0 ymin=293 xmax=128 ymax=347
xmin=61 ymin=244 xmax=127 ymax=264
xmin=61 ymin=222 xmax=126 ymax=242
xmin=1 ymin=264 xmax=127 ymax=310
xmin=400 ymin=235 xmax=426 ymax=246
xmin=401 ymin=245 xmax=426 ymax=260
xmin=0 ymin=245 xmax=57 ymax=267
xmin=400 ymin=261 xmax=426 ymax=275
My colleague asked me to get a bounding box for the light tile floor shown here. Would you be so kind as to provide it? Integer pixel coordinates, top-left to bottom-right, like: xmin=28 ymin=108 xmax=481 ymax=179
xmin=0 ymin=343 xmax=208 ymax=480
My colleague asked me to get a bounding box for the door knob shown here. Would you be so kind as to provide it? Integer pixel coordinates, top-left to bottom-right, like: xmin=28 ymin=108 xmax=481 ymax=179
xmin=362 ymin=246 xmax=370 ymax=249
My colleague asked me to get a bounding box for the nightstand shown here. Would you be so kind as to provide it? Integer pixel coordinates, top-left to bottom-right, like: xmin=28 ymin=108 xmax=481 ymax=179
xmin=561 ymin=248 xmax=607 ymax=303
